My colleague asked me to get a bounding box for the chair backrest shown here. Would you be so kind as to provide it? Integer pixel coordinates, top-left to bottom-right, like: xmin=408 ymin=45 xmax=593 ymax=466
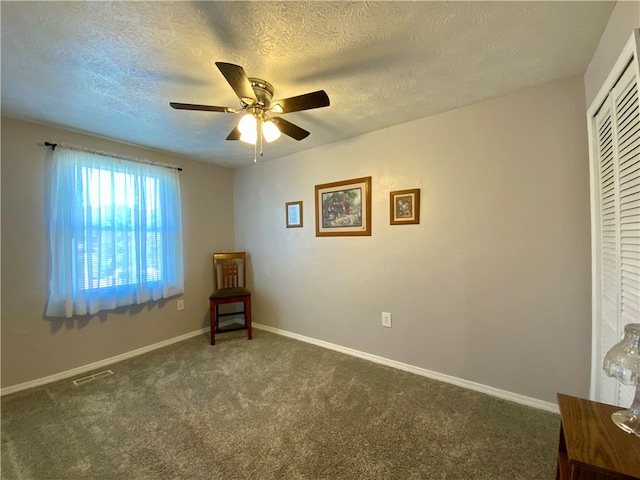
xmin=213 ymin=252 xmax=247 ymax=290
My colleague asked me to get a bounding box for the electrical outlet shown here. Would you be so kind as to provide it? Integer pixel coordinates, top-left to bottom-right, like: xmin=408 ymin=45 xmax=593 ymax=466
xmin=177 ymin=299 xmax=184 ymax=311
xmin=382 ymin=312 xmax=392 ymax=328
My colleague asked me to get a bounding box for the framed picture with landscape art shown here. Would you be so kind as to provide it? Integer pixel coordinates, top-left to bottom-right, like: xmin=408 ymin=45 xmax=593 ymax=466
xmin=315 ymin=176 xmax=372 ymax=237
xmin=390 ymin=189 xmax=420 ymax=225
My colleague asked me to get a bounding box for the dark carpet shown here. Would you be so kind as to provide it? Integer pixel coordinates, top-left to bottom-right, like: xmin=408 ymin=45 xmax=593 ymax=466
xmin=1 ymin=329 xmax=560 ymax=479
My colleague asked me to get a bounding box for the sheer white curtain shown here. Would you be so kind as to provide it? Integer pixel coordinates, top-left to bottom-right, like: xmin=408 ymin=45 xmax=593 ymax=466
xmin=46 ymin=147 xmax=184 ymax=317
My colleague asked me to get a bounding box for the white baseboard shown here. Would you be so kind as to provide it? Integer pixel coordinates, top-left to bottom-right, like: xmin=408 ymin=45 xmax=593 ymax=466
xmin=2 ymin=323 xmax=560 ymax=413
xmin=1 ymin=328 xmax=210 ymax=396
xmin=252 ymin=322 xmax=559 ymax=414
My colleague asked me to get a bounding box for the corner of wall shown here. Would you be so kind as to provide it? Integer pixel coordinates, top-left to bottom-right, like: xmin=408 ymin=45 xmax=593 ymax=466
xmin=584 ymin=2 xmax=640 ymax=107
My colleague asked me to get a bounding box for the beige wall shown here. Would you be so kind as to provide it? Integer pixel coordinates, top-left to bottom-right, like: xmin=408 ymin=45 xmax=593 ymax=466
xmin=584 ymin=1 xmax=640 ymax=108
xmin=1 ymin=117 xmax=235 ymax=388
xmin=233 ymin=75 xmax=592 ymax=404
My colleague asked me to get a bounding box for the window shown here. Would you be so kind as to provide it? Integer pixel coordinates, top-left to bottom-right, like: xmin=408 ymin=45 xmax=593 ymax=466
xmin=46 ymin=147 xmax=184 ymax=317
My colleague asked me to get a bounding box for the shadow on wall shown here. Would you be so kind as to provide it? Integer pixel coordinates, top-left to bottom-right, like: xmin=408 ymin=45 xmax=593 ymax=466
xmin=43 ymin=297 xmax=174 ymax=333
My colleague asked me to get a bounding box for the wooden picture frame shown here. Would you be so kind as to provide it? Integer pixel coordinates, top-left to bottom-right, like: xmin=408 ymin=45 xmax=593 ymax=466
xmin=390 ymin=189 xmax=420 ymax=225
xmin=286 ymin=201 xmax=303 ymax=228
xmin=315 ymin=176 xmax=372 ymax=237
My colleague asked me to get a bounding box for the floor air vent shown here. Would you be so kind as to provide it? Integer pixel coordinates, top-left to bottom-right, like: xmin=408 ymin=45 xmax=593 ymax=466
xmin=72 ymin=369 xmax=114 ymax=386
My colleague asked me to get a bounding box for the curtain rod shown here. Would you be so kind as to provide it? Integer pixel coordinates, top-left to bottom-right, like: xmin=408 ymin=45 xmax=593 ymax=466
xmin=44 ymin=142 xmax=183 ymax=172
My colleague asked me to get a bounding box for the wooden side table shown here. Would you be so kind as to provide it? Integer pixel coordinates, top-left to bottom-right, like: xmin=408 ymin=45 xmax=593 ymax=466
xmin=556 ymin=393 xmax=640 ymax=479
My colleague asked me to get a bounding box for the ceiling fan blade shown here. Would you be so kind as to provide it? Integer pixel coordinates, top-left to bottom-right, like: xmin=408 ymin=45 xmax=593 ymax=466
xmin=272 ymin=117 xmax=310 ymax=141
xmin=170 ymin=102 xmax=234 ymax=113
xmin=271 ymin=90 xmax=330 ymax=114
xmin=226 ymin=126 xmax=241 ymax=141
xmin=215 ymin=62 xmax=258 ymax=105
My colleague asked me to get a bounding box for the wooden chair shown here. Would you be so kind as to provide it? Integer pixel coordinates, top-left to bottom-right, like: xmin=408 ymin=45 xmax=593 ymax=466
xmin=209 ymin=252 xmax=252 ymax=345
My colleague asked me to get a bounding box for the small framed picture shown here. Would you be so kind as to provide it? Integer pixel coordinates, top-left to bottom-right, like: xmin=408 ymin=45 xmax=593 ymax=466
xmin=286 ymin=201 xmax=303 ymax=228
xmin=390 ymin=189 xmax=420 ymax=225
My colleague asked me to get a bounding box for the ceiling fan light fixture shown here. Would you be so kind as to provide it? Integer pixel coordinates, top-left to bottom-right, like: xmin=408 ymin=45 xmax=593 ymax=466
xmin=271 ymin=104 xmax=284 ymax=114
xmin=238 ymin=113 xmax=257 ymax=135
xmin=262 ymin=120 xmax=281 ymax=143
xmin=239 ymin=129 xmax=258 ymax=145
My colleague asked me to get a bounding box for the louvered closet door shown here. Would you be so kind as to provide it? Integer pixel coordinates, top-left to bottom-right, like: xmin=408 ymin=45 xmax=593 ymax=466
xmin=595 ymin=60 xmax=640 ymax=406
xmin=595 ymin=100 xmax=620 ymax=405
xmin=612 ymin=61 xmax=640 ymax=407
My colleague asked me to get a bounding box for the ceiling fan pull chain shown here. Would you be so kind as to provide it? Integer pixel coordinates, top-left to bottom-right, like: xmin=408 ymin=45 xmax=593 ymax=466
xmin=259 ymin=122 xmax=264 ymax=158
xmin=253 ymin=136 xmax=257 ymax=164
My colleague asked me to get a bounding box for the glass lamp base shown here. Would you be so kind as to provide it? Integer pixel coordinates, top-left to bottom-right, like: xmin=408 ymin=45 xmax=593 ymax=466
xmin=611 ymin=406 xmax=640 ymax=438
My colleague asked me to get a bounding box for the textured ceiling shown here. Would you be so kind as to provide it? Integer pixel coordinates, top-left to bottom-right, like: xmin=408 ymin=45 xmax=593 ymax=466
xmin=1 ymin=1 xmax=614 ymax=168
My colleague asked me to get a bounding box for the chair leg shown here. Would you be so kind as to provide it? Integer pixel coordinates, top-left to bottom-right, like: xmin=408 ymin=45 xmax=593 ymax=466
xmin=246 ymin=297 xmax=252 ymax=341
xmin=209 ymin=300 xmax=216 ymax=346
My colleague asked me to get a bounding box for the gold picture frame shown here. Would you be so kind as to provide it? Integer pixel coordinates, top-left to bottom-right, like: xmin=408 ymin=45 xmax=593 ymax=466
xmin=390 ymin=189 xmax=420 ymax=225
xmin=286 ymin=201 xmax=303 ymax=228
xmin=315 ymin=176 xmax=372 ymax=237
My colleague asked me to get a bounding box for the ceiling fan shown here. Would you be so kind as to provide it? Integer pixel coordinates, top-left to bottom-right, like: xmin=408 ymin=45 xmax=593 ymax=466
xmin=170 ymin=62 xmax=330 ymax=158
